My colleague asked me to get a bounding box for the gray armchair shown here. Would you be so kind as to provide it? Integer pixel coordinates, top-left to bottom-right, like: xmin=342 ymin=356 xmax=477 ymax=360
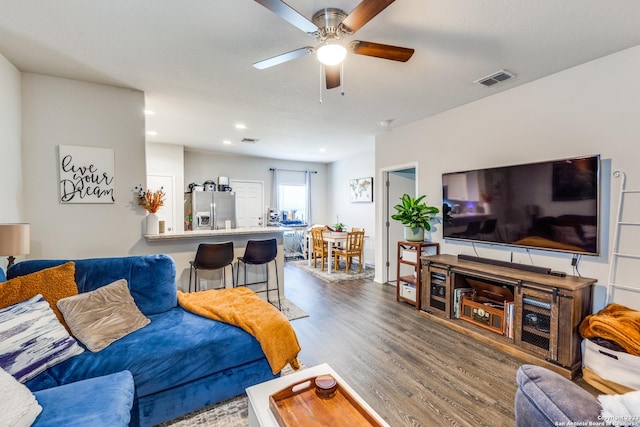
xmin=515 ymin=364 xmax=601 ymax=426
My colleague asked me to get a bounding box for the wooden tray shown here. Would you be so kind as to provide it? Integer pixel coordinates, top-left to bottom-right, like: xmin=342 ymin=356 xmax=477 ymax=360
xmin=269 ymin=375 xmax=384 ymax=427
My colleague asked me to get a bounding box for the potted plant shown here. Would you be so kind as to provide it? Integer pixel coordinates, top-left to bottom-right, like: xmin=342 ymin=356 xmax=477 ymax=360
xmin=391 ymin=194 xmax=440 ymax=242
xmin=332 ymin=222 xmax=346 ymax=232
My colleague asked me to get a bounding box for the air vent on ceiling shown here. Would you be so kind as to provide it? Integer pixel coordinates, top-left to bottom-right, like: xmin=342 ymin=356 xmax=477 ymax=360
xmin=474 ymin=69 xmax=516 ymax=87
xmin=241 ymin=138 xmax=260 ymax=144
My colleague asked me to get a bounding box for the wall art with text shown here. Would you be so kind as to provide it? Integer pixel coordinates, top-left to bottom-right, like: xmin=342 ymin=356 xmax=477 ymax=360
xmin=58 ymin=145 xmax=115 ymax=204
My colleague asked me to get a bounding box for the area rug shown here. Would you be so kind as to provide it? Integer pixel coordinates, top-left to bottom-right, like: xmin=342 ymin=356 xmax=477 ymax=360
xmin=287 ymin=259 xmax=374 ymax=283
xmin=159 ymin=363 xmax=305 ymax=427
xmin=279 ymin=298 xmax=309 ymax=321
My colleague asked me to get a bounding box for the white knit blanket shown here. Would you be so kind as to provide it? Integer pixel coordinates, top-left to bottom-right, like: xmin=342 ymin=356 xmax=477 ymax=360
xmin=599 ymin=390 xmax=640 ymax=427
xmin=0 ymin=367 xmax=42 ymax=426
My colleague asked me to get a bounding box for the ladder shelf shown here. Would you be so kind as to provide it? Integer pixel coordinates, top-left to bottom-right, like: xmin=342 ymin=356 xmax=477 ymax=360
xmin=606 ymin=170 xmax=640 ymax=305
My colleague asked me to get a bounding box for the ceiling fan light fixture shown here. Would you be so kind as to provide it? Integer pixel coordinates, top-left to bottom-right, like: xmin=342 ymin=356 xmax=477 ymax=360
xmin=316 ymin=43 xmax=347 ymax=66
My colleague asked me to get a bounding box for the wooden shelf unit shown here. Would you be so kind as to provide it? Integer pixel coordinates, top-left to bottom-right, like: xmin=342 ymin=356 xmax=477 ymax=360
xmin=396 ymin=241 xmax=440 ymax=309
xmin=420 ymin=254 xmax=595 ymax=379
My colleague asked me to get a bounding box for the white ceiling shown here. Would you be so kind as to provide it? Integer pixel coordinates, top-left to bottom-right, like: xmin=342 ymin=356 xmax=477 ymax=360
xmin=1 ymin=1 xmax=639 ymax=163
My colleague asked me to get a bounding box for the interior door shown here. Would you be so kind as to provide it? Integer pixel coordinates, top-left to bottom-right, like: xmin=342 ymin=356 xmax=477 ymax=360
xmin=232 ymin=180 xmax=264 ymax=227
xmin=385 ymin=168 xmax=416 ymax=283
xmin=147 ymin=174 xmax=174 ymax=232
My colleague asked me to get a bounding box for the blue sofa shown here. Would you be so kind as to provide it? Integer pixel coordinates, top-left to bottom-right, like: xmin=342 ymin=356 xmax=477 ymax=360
xmin=6 ymin=255 xmax=278 ymax=427
xmin=33 ymin=371 xmax=135 ymax=427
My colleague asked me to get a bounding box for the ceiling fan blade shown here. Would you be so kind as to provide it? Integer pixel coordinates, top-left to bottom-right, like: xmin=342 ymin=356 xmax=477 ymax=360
xmin=253 ymin=47 xmax=314 ymax=69
xmin=253 ymin=0 xmax=318 ymax=34
xmin=325 ymin=65 xmax=340 ymax=89
xmin=351 ymin=40 xmax=414 ymax=62
xmin=341 ymin=0 xmax=395 ymax=33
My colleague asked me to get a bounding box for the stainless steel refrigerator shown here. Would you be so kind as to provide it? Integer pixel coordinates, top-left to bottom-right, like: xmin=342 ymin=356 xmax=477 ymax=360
xmin=185 ymin=191 xmax=236 ymax=230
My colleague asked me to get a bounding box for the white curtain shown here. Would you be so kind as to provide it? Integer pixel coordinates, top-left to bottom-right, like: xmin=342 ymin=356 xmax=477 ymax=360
xmin=271 ymin=169 xmax=280 ymax=212
xmin=305 ymin=170 xmax=312 ymax=224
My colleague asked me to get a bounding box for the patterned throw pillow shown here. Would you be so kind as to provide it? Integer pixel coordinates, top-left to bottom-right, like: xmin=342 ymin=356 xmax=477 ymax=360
xmin=0 ymin=294 xmax=84 ymax=383
xmin=57 ymin=279 xmax=150 ymax=352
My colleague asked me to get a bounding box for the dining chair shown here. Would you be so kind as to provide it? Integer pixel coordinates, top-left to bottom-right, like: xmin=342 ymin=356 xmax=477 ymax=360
xmin=189 ymin=242 xmax=235 ymax=292
xmin=333 ymin=230 xmax=365 ymax=273
xmin=311 ymin=227 xmax=330 ymax=271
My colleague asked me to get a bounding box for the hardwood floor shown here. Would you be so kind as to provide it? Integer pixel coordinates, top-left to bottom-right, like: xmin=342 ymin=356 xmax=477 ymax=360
xmin=283 ymin=262 xmax=598 ymax=427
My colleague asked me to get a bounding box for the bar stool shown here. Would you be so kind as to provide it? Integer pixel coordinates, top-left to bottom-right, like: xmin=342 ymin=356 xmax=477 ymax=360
xmin=189 ymin=242 xmax=235 ymax=292
xmin=235 ymin=238 xmax=281 ymax=309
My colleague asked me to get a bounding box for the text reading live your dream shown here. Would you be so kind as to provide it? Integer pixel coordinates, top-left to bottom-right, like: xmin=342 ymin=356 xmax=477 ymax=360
xmin=59 ymin=155 xmax=115 ymax=202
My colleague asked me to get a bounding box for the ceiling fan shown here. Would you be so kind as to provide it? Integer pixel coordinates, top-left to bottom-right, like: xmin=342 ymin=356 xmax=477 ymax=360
xmin=252 ymin=0 xmax=415 ymax=90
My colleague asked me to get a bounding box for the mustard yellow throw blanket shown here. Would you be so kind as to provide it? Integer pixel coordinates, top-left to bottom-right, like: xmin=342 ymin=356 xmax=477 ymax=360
xmin=580 ymin=303 xmax=640 ymax=356
xmin=177 ymin=288 xmax=300 ymax=374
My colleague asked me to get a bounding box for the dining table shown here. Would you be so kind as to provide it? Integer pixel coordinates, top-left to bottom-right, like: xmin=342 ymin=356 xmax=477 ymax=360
xmin=306 ymin=230 xmax=367 ymax=274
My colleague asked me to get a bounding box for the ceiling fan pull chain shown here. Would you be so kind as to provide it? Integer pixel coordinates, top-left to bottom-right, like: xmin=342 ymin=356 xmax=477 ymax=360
xmin=340 ymin=61 xmax=345 ymax=96
xmin=319 ymin=62 xmax=323 ymax=104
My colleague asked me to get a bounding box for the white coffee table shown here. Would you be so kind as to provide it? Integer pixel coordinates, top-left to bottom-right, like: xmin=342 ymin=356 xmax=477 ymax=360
xmin=246 ymin=363 xmax=389 ymax=427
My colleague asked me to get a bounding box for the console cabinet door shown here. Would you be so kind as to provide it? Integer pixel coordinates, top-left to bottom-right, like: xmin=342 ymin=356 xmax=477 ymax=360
xmin=515 ymin=285 xmax=559 ymax=361
xmin=421 ymin=265 xmax=450 ymax=318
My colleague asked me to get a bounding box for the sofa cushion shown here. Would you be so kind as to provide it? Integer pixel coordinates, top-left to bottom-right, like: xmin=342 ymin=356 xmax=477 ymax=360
xmin=515 ymin=364 xmax=600 ymax=426
xmin=8 ymin=255 xmax=177 ymax=316
xmin=0 ymin=295 xmax=84 ymax=382
xmin=25 ymin=307 xmax=267 ymax=398
xmin=0 ymin=367 xmax=42 ymax=427
xmin=57 ymin=279 xmax=151 ymax=352
xmin=32 ymin=371 xmax=134 ymax=427
xmin=0 ymin=262 xmax=77 ymax=326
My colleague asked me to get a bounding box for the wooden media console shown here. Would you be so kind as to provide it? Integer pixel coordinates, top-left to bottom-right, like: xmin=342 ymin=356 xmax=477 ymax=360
xmin=420 ymin=254 xmax=596 ymax=379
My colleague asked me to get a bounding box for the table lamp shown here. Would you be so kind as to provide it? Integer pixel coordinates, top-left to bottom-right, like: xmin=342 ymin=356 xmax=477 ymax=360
xmin=0 ymin=223 xmax=30 ymax=268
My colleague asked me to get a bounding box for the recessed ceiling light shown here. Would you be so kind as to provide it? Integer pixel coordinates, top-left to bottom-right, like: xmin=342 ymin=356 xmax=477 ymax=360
xmin=144 ymin=109 xmax=155 ymax=115
xmin=380 ymin=119 xmax=394 ymax=127
xmin=319 ymin=148 xmax=326 ymax=152
xmin=223 ymin=140 xmax=232 ymax=145
xmin=146 ymin=131 xmax=157 ymax=136
xmin=234 ymin=123 xmax=247 ymax=130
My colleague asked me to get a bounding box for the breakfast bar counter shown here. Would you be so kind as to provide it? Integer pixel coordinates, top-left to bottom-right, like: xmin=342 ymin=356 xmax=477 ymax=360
xmin=144 ymin=226 xmax=291 ymax=241
xmin=140 ymin=227 xmax=290 ymax=295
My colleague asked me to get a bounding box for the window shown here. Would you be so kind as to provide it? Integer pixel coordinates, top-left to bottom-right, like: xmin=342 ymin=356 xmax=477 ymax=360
xmin=278 ymin=184 xmax=307 ymax=222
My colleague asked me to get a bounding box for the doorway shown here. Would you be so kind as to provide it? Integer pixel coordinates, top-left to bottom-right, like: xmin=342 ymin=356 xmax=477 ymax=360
xmin=383 ymin=166 xmax=417 ymax=284
xmin=232 ymin=180 xmax=264 ymax=227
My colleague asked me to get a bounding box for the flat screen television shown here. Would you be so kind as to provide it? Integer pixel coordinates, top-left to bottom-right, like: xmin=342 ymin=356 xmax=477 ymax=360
xmin=442 ymin=155 xmax=600 ymax=255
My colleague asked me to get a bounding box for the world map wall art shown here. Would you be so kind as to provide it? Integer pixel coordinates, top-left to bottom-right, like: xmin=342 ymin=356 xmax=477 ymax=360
xmin=350 ymin=177 xmax=373 ymax=203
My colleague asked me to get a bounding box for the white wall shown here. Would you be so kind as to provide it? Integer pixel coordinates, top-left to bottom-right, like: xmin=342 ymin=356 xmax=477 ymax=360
xmin=184 ymin=150 xmax=329 ymax=224
xmin=21 ymin=73 xmax=146 ymax=259
xmin=0 ymin=53 xmax=23 ymax=220
xmin=327 ymin=149 xmax=375 ymax=265
xmin=375 ymin=45 xmax=640 ymax=311
xmin=0 ymin=53 xmax=23 ymax=270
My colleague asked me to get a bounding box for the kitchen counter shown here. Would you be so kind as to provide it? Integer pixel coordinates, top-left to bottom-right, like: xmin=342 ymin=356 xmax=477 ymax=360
xmin=141 ymin=227 xmax=289 ymax=295
xmin=144 ymin=226 xmax=291 ymax=241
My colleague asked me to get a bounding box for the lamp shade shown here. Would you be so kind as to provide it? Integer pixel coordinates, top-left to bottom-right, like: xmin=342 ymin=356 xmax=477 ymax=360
xmin=0 ymin=223 xmax=31 ymax=256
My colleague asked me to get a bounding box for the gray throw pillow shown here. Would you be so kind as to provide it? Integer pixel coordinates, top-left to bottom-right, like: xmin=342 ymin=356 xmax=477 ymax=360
xmin=57 ymin=279 xmax=150 ymax=352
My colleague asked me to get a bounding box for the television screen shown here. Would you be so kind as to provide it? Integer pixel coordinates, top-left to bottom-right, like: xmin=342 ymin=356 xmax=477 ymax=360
xmin=442 ymin=155 xmax=600 ymax=255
